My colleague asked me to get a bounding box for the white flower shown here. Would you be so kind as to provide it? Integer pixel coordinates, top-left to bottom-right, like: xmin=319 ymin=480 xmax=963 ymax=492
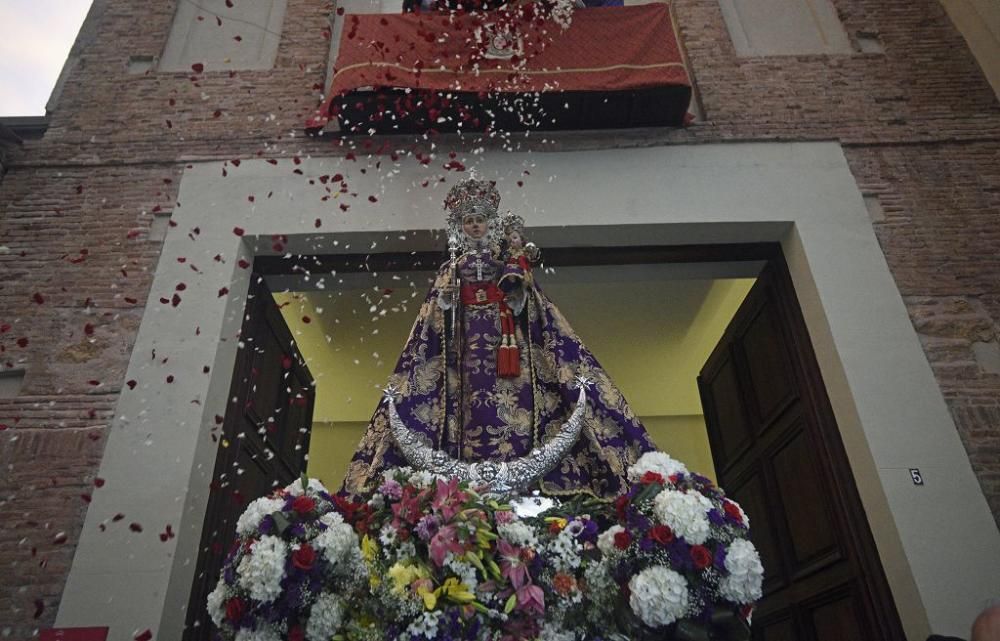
xmin=719 ymin=539 xmax=764 ymax=604
xmin=406 ymin=611 xmax=444 ymax=639
xmin=547 ymin=526 xmax=583 ymax=571
xmin=628 ymin=566 xmax=689 ymax=628
xmin=445 ymin=556 xmax=479 ymax=592
xmin=234 ymin=626 xmax=283 ymax=641
xmin=379 ymin=523 xmax=399 ymax=547
xmin=627 ymin=451 xmax=688 ymax=483
xmin=284 ymin=477 xmax=328 ymax=496
xmin=407 ymin=470 xmax=442 ymax=489
xmin=539 ymin=622 xmax=576 ymax=641
xmin=597 ymin=525 xmax=625 ymax=556
xmin=206 ymin=581 xmax=228 ymax=628
xmin=314 ymin=521 xmax=360 ymax=570
xmin=497 ymin=521 xmax=538 ymax=549
xmin=236 ymin=535 xmax=287 ymax=603
xmin=305 ymin=592 xmax=345 ymax=641
xmin=652 ymin=489 xmax=712 ymax=545
xmin=319 ymin=511 xmax=344 ymax=528
xmin=235 ymin=496 xmax=285 ymax=536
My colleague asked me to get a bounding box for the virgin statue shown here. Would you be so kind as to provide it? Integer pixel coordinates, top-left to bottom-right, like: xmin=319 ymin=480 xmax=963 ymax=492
xmin=342 ymin=178 xmax=657 ymax=499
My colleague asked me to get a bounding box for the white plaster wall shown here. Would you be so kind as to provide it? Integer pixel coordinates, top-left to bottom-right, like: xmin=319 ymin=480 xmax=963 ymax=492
xmin=159 ymin=0 xmax=287 ymax=72
xmin=55 ymin=142 xmax=1000 ymax=640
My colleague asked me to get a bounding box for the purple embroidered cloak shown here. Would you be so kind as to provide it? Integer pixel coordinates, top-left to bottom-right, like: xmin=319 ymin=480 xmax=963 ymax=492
xmin=341 ymin=252 xmax=656 ymax=499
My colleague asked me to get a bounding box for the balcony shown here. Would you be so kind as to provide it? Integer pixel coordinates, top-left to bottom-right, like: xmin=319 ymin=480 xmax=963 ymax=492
xmin=306 ymin=3 xmax=692 ymax=135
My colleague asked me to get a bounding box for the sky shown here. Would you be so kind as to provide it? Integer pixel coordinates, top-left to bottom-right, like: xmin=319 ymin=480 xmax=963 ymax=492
xmin=0 ymin=0 xmax=94 ymax=117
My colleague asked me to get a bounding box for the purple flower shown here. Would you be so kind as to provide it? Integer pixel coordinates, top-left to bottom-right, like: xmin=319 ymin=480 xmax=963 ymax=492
xmin=379 ymin=479 xmax=403 ymax=500
xmin=713 ymin=544 xmax=728 ymax=569
xmin=668 ymin=540 xmax=692 ymax=570
xmin=415 ymin=514 xmax=440 ymax=541
xmin=708 ymin=509 xmax=726 ymax=526
xmin=577 ymin=519 xmax=599 ymax=544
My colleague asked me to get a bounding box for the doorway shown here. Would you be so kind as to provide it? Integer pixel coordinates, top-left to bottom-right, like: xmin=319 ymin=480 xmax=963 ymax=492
xmin=184 ymin=242 xmax=905 ymax=640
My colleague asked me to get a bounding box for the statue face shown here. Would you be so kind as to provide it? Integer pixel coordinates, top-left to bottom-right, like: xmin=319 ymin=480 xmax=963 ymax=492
xmin=462 ymin=213 xmax=487 ymax=239
xmin=507 ymin=229 xmax=523 ymax=249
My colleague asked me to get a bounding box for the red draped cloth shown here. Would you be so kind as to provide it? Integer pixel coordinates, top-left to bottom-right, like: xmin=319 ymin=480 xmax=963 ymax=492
xmin=306 ymin=4 xmax=690 ymax=131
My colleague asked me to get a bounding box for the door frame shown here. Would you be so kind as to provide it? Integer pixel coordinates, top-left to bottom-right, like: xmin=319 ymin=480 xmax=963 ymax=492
xmin=56 ymin=144 xmax=1000 ymax=641
xmin=258 ymin=242 xmax=904 ymax=637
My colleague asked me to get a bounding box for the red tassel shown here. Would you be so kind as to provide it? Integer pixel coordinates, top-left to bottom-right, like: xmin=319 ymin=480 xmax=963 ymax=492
xmin=510 ymin=346 xmax=520 ymax=377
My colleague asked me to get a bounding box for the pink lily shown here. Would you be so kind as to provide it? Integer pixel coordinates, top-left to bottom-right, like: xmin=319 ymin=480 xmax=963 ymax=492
xmin=429 ymin=524 xmax=466 ymax=567
xmin=515 ymin=583 xmax=545 ymax=615
xmin=498 ymin=540 xmax=529 ymax=589
xmin=431 ymin=477 xmax=469 ymax=521
xmin=391 ymin=485 xmax=426 ymax=526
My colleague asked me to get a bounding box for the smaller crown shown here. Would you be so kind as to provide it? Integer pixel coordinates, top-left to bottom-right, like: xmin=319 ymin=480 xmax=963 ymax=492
xmin=500 ymin=212 xmax=525 ymax=234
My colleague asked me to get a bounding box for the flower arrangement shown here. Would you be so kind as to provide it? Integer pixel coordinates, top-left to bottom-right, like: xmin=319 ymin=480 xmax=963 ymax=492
xmin=206 ymin=477 xmax=369 ymax=641
xmin=210 ymin=454 xmax=761 ymax=641
xmin=604 ymin=452 xmax=762 ymax=640
xmin=357 ymin=467 xmax=610 ymax=641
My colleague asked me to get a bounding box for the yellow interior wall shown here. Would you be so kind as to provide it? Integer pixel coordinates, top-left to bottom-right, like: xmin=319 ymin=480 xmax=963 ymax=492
xmin=275 ymin=271 xmax=754 ymax=491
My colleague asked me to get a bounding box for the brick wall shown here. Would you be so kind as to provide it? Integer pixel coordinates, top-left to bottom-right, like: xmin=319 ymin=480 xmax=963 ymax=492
xmin=1 ymin=0 xmax=998 ymax=636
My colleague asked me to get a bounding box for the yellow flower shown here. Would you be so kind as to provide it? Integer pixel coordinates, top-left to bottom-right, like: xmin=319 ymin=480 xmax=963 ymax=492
xmin=545 ymin=517 xmax=568 ymax=532
xmin=436 ymin=578 xmax=476 ymax=604
xmin=414 ymin=579 xmax=437 ymax=610
xmin=361 ymin=534 xmax=378 ymax=563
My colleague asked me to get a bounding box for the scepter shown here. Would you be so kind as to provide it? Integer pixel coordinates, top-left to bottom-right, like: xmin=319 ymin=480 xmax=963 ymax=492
xmin=447 ymin=232 xmax=460 ymax=341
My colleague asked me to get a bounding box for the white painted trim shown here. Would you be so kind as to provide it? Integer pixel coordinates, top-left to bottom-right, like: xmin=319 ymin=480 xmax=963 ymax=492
xmin=56 ymin=142 xmax=1000 ymax=640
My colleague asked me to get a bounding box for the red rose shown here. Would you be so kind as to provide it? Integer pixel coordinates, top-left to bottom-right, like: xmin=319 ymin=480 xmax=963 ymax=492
xmin=291 ymin=495 xmax=316 ymax=516
xmin=292 ymin=543 xmax=316 ymax=571
xmin=614 ymin=530 xmax=632 ymax=550
xmin=614 ymin=495 xmax=629 ymax=520
xmin=650 ymin=524 xmax=674 ymax=545
xmin=640 ymin=471 xmax=665 ymax=485
xmin=723 ymin=500 xmax=744 ymax=524
xmin=287 ymin=626 xmax=305 ymax=641
xmin=690 ymin=545 xmax=713 ymax=570
xmin=224 ymin=597 xmax=245 ymax=624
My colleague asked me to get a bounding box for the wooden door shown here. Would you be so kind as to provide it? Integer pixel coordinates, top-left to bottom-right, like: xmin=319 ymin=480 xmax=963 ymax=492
xmin=183 ymin=275 xmax=315 ymax=640
xmin=698 ymin=257 xmax=904 ymax=641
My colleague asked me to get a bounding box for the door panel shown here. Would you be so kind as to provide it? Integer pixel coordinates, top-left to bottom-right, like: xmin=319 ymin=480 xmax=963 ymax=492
xmin=770 ymin=428 xmax=841 ymax=572
xmin=729 ymin=469 xmax=786 ymax=595
xmin=702 ymin=351 xmax=753 ymax=471
xmin=183 ymin=275 xmax=315 ymax=641
xmin=809 ymin=594 xmax=866 ymax=641
xmin=740 ymin=303 xmax=797 ymax=426
xmin=698 ymin=257 xmax=904 ymax=641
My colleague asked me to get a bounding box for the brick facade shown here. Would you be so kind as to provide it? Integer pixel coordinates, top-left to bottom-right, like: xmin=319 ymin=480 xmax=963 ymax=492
xmin=1 ymin=0 xmax=998 ymax=637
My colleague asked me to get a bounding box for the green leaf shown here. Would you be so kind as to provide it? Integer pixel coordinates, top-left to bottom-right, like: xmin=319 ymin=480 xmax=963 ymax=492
xmin=504 ymin=593 xmax=517 ymax=614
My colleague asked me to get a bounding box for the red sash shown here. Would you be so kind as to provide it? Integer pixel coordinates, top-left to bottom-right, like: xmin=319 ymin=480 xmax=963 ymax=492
xmin=458 ymin=283 xmax=520 ymax=377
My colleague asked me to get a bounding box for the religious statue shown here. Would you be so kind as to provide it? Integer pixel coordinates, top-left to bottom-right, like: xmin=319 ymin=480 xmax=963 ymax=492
xmin=342 ymin=178 xmax=658 ymax=499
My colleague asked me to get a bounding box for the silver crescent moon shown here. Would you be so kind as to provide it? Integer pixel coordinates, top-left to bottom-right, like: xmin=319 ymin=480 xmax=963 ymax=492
xmin=386 ymin=385 xmax=588 ymax=497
